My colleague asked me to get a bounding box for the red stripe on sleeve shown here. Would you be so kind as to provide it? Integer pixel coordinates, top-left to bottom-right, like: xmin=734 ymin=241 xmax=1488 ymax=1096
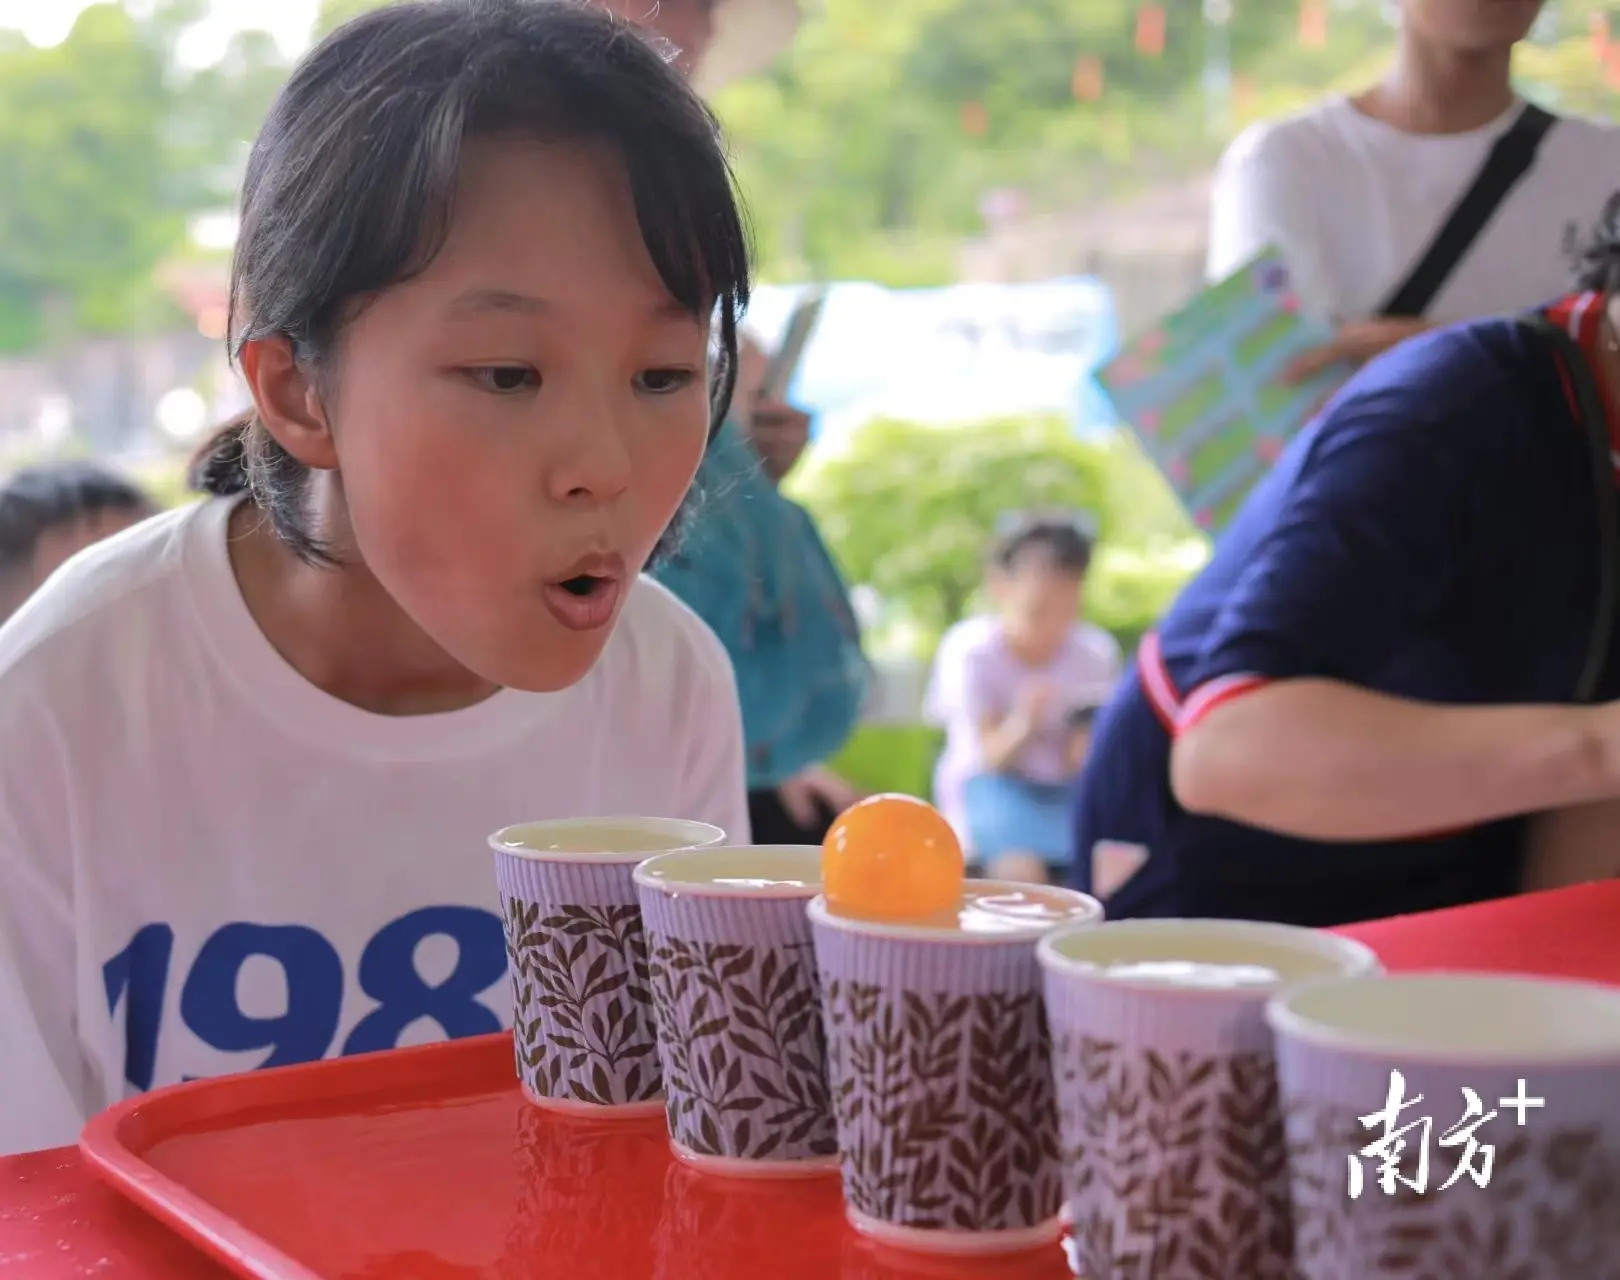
xmin=1135 ymin=631 xmax=1180 ymax=733
xmin=1174 ymin=674 xmax=1271 ymax=737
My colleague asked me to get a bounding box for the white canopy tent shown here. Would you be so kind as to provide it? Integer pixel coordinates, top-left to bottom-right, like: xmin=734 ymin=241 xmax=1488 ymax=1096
xmin=741 ymin=278 xmax=1122 ymax=457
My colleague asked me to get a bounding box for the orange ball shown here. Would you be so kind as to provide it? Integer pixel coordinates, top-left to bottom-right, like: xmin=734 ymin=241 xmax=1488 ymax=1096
xmin=823 ymin=793 xmax=965 ymax=921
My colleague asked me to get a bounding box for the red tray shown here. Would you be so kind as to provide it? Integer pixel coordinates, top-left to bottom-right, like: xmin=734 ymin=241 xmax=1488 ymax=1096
xmin=78 ymin=882 xmax=1620 ymax=1280
xmin=78 ymin=1032 xmax=1068 ymax=1280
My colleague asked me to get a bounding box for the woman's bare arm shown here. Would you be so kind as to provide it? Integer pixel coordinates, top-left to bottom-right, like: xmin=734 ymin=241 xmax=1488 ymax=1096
xmin=1171 ymin=679 xmax=1620 ymax=841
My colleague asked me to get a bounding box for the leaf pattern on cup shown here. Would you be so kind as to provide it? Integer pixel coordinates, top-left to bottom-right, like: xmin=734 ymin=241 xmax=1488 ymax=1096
xmin=645 ymin=935 xmax=836 ymax=1162
xmin=1285 ymin=1099 xmax=1620 ymax=1280
xmin=500 ymin=897 xmax=661 ymax=1106
xmin=1055 ymin=1033 xmax=1295 ymax=1280
xmin=821 ymin=977 xmax=1062 ymax=1233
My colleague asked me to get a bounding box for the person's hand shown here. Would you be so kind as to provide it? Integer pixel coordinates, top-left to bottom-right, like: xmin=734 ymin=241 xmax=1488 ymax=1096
xmin=730 ymin=334 xmax=769 ymax=417
xmin=1065 ymin=723 xmax=1095 ymax=775
xmin=1014 ymin=679 xmax=1055 ymax=724
xmin=747 ymin=399 xmax=811 ymax=484
xmin=1280 ymin=318 xmax=1431 ymax=386
xmin=778 ymin=764 xmax=865 ymax=828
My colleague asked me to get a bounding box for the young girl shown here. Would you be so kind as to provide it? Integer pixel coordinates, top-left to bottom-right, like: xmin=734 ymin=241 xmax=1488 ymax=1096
xmin=925 ymin=515 xmax=1121 ymax=885
xmin=0 ymin=0 xmax=751 ymax=1156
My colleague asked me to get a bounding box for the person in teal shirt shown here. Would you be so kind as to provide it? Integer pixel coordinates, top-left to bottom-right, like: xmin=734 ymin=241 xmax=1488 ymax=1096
xmin=595 ymin=0 xmax=866 ymax=841
xmin=654 ymin=333 xmax=870 ymax=844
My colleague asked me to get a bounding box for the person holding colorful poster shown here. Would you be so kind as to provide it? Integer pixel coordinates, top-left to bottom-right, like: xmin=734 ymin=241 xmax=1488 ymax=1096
xmin=1208 ymin=0 xmax=1620 ymax=381
xmin=1072 ymin=202 xmax=1620 ymax=926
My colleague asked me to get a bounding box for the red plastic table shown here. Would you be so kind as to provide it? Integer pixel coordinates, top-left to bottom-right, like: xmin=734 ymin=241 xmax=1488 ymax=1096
xmin=4 ymin=881 xmax=1618 ymax=1280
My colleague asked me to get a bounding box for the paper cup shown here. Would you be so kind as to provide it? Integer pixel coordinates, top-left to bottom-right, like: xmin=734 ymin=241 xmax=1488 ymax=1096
xmin=809 ymin=884 xmax=1104 ymax=1257
xmin=1268 ymin=972 xmax=1620 ymax=1280
xmin=491 ymin=817 xmax=725 ymax=1116
xmin=1038 ymin=919 xmax=1379 ymax=1279
xmin=634 ymin=845 xmax=838 ymax=1178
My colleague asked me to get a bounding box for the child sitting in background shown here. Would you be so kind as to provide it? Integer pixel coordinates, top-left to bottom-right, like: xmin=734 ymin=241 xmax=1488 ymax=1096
xmin=925 ymin=514 xmax=1120 ymax=883
xmin=0 ymin=461 xmax=155 ymax=622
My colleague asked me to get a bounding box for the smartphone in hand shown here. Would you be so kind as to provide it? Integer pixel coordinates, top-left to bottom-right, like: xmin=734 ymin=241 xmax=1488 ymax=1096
xmin=1065 ymin=705 xmax=1100 ymax=733
xmin=761 ymin=288 xmax=827 ymax=403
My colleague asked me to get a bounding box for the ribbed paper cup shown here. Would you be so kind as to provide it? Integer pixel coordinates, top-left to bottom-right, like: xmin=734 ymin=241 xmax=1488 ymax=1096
xmin=1039 ymin=918 xmax=1379 ymax=1280
xmin=635 ymin=845 xmax=838 ymax=1178
xmin=490 ymin=817 xmax=725 ymax=1116
xmin=1268 ymin=972 xmax=1620 ymax=1280
xmin=809 ymin=884 xmax=1104 ymax=1257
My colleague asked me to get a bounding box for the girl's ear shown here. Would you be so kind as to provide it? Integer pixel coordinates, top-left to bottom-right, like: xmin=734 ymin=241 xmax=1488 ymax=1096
xmin=239 ymin=336 xmax=339 ymax=470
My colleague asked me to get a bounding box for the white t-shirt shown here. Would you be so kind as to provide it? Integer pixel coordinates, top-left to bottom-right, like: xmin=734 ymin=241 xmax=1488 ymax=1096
xmin=0 ymin=497 xmax=749 ymax=1156
xmin=924 ymin=615 xmax=1121 ymax=847
xmin=1207 ymin=96 xmax=1620 ymax=324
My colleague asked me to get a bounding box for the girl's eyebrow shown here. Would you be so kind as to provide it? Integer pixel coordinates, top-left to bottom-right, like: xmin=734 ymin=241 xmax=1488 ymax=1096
xmin=446 ymin=288 xmax=550 ymax=318
xmin=445 ymin=288 xmax=699 ymax=324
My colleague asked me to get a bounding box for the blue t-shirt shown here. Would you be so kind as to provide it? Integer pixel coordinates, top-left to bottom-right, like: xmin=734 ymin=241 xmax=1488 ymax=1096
xmin=1072 ymin=306 xmax=1619 ymax=926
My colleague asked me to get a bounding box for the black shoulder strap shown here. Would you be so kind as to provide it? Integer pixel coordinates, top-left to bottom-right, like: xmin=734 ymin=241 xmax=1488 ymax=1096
xmin=1380 ymin=106 xmax=1558 ymax=319
xmin=1518 ymin=312 xmax=1619 ymax=703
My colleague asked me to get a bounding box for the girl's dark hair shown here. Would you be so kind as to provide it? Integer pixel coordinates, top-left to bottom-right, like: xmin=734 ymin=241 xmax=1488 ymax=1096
xmin=1573 ymin=190 xmax=1620 ymax=294
xmin=990 ymin=512 xmax=1095 ymax=577
xmin=0 ymin=461 xmax=154 ymax=579
xmin=189 ymin=0 xmax=750 ymax=564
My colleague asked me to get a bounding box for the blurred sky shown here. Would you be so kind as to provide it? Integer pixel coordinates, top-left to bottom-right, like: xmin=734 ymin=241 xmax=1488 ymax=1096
xmin=0 ymin=0 xmax=316 ymax=67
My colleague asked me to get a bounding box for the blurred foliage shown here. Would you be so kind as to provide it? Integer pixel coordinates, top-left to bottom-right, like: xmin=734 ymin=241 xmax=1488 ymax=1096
xmin=0 ymin=0 xmax=1612 ymax=345
xmin=133 ymin=458 xmax=201 ymax=512
xmin=831 ymin=723 xmax=943 ymax=798
xmin=791 ymin=413 xmax=1203 ymax=650
xmin=314 ymin=0 xmax=390 ymax=38
xmin=0 ymin=5 xmax=182 ymax=345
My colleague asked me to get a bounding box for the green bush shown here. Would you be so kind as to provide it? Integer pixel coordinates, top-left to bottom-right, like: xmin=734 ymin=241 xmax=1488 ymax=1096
xmin=790 ymin=413 xmax=1203 ymax=655
xmin=831 ymin=723 xmax=944 ymax=798
xmin=134 ymin=458 xmax=197 ymax=511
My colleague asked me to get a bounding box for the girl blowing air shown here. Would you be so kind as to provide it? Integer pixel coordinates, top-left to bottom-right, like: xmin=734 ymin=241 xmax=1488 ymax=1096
xmin=0 ymin=0 xmax=752 ymax=1155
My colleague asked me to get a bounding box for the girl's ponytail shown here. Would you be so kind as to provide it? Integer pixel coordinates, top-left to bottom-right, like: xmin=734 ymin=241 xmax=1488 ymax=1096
xmin=184 ymin=410 xmax=335 ymax=565
xmin=187 ymin=411 xmax=254 ymax=497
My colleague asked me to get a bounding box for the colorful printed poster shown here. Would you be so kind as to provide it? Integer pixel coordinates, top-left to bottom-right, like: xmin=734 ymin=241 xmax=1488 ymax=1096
xmin=1098 ymin=249 xmax=1346 ymax=534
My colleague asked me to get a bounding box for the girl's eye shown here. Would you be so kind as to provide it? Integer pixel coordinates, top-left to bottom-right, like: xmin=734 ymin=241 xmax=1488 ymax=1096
xmin=636 ymin=368 xmax=697 ymax=395
xmin=466 ymin=366 xmax=539 ymax=394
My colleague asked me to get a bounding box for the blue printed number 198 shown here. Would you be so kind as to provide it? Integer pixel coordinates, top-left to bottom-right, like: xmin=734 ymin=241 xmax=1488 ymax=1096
xmin=101 ymin=907 xmax=506 ymax=1091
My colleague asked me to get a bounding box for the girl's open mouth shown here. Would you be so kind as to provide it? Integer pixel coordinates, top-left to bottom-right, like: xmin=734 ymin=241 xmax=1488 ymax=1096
xmin=542 ymin=567 xmax=623 ymax=632
xmin=559 ymin=574 xmax=605 ymax=597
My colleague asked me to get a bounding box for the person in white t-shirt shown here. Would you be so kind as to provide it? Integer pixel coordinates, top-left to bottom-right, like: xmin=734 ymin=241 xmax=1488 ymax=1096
xmin=1208 ymin=0 xmax=1620 ymax=380
xmin=0 ymin=0 xmax=753 ymax=1156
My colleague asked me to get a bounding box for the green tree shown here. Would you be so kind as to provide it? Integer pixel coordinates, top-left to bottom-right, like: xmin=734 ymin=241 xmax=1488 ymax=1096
xmin=316 ymin=0 xmax=393 ymax=39
xmin=173 ymin=28 xmax=294 ymax=206
xmin=714 ymin=0 xmax=1407 ymax=283
xmin=793 ymin=413 xmax=1115 ymax=634
xmin=0 ymin=4 xmax=182 ymax=345
xmin=793 ymin=413 xmax=1200 ymax=650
